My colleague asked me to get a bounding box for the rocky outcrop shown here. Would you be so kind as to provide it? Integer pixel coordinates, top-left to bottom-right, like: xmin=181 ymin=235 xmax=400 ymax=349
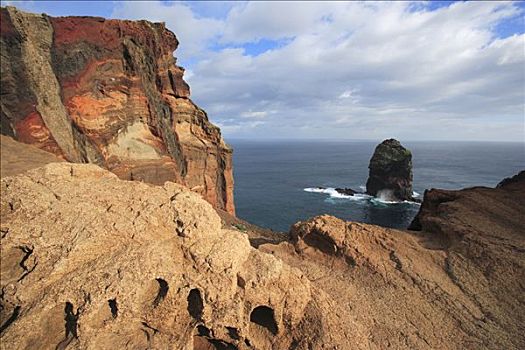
xmin=496 ymin=170 xmax=525 ymax=189
xmin=366 ymin=138 xmax=413 ymax=201
xmin=261 ymin=171 xmax=525 ymax=349
xmin=0 ymin=163 xmax=363 ymax=349
xmin=335 ymin=187 xmax=357 ymax=196
xmin=0 ymin=7 xmax=234 ymax=214
xmin=1 ymin=161 xmax=524 ymax=349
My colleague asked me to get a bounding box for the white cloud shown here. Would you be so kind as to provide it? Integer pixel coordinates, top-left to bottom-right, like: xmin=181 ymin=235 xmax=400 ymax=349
xmin=112 ymin=1 xmax=525 ymax=141
xmin=241 ymin=111 xmax=268 ymax=119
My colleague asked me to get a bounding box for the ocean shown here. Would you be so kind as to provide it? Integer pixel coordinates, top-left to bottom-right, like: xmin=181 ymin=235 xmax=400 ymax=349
xmin=229 ymin=140 xmax=524 ymax=232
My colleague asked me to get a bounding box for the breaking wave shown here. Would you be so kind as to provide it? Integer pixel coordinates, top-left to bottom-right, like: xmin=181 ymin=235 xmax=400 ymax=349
xmin=304 ymin=187 xmax=420 ymax=206
xmin=304 ymin=187 xmax=371 ymax=200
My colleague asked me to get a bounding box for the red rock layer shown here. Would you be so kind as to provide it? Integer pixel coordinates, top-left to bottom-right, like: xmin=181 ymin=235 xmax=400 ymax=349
xmin=0 ymin=7 xmax=234 ymax=214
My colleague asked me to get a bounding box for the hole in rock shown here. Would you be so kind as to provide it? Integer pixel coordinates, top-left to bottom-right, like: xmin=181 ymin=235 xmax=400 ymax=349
xmin=250 ymin=306 xmax=278 ymax=335
xmin=187 ymin=288 xmax=204 ymax=321
xmin=197 ymin=325 xmax=210 ymax=337
xmin=55 ymin=302 xmax=79 ymax=350
xmin=108 ymin=298 xmax=118 ymax=318
xmin=207 ymin=339 xmax=238 ymax=350
xmin=153 ymin=278 xmax=169 ymax=307
xmin=226 ymin=326 xmax=240 ymax=340
xmin=17 ymin=246 xmax=36 ymax=281
xmin=0 ymin=305 xmax=20 ymax=334
xmin=64 ymin=302 xmax=79 ymax=338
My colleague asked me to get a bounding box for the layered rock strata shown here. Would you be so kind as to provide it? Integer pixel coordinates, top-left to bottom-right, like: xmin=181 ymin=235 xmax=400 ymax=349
xmin=366 ymin=138 xmax=414 ymax=201
xmin=0 ymin=7 xmax=234 ymax=214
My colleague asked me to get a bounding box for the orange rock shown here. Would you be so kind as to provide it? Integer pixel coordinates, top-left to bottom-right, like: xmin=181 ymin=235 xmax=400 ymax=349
xmin=0 ymin=7 xmax=235 ymax=214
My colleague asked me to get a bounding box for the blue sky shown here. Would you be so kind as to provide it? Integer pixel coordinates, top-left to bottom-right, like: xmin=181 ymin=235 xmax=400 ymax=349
xmin=2 ymin=1 xmax=524 ymax=141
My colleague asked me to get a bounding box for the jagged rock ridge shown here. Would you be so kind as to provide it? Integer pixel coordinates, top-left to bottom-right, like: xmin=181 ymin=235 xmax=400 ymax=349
xmin=0 ymin=7 xmax=234 ymax=214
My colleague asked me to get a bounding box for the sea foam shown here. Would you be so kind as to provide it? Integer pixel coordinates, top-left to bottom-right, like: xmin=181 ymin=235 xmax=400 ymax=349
xmin=305 ymin=187 xmax=420 ymax=205
xmin=304 ymin=187 xmax=371 ymax=200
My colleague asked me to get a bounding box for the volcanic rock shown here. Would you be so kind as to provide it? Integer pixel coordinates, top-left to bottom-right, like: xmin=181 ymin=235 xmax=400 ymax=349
xmin=0 ymin=7 xmax=234 ymax=214
xmin=0 ymin=163 xmax=363 ymax=349
xmin=262 ymin=172 xmax=525 ymax=349
xmin=496 ymin=170 xmax=525 ymax=189
xmin=334 ymin=187 xmax=357 ymax=196
xmin=366 ymin=138 xmax=413 ymax=201
xmin=1 ymin=164 xmax=524 ymax=349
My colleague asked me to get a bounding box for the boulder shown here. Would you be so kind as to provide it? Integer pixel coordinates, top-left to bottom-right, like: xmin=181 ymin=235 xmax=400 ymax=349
xmin=334 ymin=187 xmax=357 ymax=196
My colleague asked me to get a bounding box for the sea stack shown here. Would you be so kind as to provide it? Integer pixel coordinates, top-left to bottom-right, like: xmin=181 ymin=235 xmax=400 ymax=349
xmin=366 ymin=138 xmax=413 ymax=201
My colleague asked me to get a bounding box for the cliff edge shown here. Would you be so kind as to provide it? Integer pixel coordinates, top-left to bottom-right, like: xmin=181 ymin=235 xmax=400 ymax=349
xmin=0 ymin=7 xmax=234 ymax=214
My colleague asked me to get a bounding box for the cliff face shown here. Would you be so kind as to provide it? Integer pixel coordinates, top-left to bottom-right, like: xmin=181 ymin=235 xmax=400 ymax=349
xmin=0 ymin=7 xmax=234 ymax=214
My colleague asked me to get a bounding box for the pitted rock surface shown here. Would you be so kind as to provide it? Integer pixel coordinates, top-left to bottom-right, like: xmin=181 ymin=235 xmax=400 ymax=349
xmin=0 ymin=163 xmax=369 ymax=349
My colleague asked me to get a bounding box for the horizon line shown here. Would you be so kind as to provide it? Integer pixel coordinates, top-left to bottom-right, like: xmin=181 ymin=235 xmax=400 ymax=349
xmin=224 ymin=137 xmax=525 ymax=144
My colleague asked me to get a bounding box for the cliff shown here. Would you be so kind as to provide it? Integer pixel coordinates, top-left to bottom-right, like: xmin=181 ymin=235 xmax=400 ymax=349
xmin=262 ymin=173 xmax=525 ymax=349
xmin=0 ymin=7 xmax=234 ymax=214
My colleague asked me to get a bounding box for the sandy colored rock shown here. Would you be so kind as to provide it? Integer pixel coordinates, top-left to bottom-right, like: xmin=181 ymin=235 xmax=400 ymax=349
xmin=0 ymin=7 xmax=234 ymax=214
xmin=261 ymin=173 xmax=525 ymax=349
xmin=0 ymin=163 xmax=368 ymax=349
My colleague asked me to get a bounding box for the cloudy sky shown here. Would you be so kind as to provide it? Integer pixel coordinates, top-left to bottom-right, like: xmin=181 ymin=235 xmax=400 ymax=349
xmin=4 ymin=1 xmax=525 ymax=141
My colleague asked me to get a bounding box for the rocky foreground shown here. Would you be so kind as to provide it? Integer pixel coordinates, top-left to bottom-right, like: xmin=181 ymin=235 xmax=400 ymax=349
xmin=0 ymin=7 xmax=234 ymax=214
xmin=1 ymin=137 xmax=524 ymax=349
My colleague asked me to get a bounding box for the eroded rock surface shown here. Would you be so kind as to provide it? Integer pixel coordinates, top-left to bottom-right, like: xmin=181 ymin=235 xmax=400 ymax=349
xmin=366 ymin=139 xmax=413 ymax=201
xmin=0 ymin=135 xmax=64 ymax=178
xmin=1 ymin=163 xmax=524 ymax=349
xmin=0 ymin=163 xmax=365 ymax=349
xmin=262 ymin=172 xmax=525 ymax=349
xmin=0 ymin=7 xmax=234 ymax=214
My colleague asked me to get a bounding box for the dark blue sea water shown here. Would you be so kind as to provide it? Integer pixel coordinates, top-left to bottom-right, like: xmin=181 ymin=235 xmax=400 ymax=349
xmin=229 ymin=140 xmax=524 ymax=232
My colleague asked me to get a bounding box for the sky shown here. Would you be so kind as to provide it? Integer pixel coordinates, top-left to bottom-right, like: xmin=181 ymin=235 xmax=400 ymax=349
xmin=2 ymin=1 xmax=525 ymax=142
